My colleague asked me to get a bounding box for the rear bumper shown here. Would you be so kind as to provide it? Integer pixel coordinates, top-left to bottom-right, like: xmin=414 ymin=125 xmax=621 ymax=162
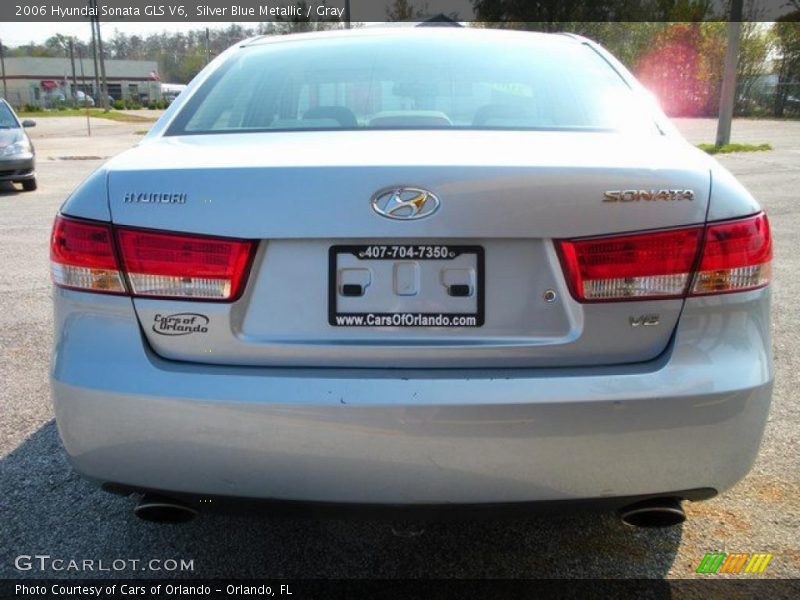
xmin=51 ymin=288 xmax=773 ymax=505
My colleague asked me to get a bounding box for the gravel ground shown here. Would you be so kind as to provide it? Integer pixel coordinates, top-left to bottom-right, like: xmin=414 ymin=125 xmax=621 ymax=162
xmin=0 ymin=117 xmax=798 ymax=580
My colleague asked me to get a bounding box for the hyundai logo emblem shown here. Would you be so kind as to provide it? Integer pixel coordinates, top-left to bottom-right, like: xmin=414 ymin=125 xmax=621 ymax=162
xmin=371 ymin=187 xmax=440 ymax=220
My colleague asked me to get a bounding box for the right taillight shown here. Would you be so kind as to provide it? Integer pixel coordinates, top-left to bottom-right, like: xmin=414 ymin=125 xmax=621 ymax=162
xmin=557 ymin=212 xmax=771 ymax=302
xmin=691 ymin=212 xmax=771 ymax=295
xmin=50 ymin=215 xmax=256 ymax=301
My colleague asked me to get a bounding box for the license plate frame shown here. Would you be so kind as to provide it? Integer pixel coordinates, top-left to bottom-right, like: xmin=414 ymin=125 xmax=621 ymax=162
xmin=328 ymin=244 xmax=485 ymax=327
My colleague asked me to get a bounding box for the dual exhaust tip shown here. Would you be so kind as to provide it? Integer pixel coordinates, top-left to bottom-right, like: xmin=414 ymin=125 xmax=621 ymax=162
xmin=133 ymin=493 xmax=686 ymax=529
xmin=133 ymin=494 xmax=198 ymax=524
xmin=618 ymin=497 xmax=686 ymax=528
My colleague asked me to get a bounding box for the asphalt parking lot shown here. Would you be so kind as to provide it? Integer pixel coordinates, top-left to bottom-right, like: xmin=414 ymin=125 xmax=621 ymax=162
xmin=1 ymin=116 xmax=798 ymax=580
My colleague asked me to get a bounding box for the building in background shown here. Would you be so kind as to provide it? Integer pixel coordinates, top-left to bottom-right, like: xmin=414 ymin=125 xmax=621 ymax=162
xmin=1 ymin=57 xmax=161 ymax=107
xmin=160 ymin=83 xmax=187 ymax=103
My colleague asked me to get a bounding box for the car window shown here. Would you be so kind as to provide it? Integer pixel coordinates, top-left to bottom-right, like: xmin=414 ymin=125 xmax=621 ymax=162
xmin=168 ymin=33 xmax=659 ymax=135
xmin=0 ymin=103 xmax=20 ymax=129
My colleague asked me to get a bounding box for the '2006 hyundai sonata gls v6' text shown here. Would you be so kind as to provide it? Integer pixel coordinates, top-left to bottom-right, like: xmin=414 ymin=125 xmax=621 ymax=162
xmin=50 ymin=27 xmax=772 ymax=527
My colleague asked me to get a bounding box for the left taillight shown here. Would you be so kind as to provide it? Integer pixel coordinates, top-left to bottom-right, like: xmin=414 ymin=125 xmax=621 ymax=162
xmin=50 ymin=215 xmax=126 ymax=294
xmin=50 ymin=215 xmax=256 ymax=301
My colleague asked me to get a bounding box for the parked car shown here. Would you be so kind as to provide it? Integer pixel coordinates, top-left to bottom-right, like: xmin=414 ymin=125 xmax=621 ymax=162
xmin=0 ymin=99 xmax=36 ymax=191
xmin=785 ymin=95 xmax=800 ymax=113
xmin=43 ymin=90 xmax=66 ymax=108
xmin=75 ymin=90 xmax=95 ymax=107
xmin=49 ymin=28 xmax=772 ymax=527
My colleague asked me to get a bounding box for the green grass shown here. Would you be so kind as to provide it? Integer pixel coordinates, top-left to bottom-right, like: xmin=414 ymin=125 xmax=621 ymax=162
xmin=134 ymin=129 xmax=150 ymax=135
xmin=697 ymin=142 xmax=772 ymax=155
xmin=17 ymin=109 xmax=157 ymax=123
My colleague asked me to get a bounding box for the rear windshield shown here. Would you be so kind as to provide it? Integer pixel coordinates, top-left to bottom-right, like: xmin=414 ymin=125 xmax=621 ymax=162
xmin=167 ymin=32 xmax=658 ymax=135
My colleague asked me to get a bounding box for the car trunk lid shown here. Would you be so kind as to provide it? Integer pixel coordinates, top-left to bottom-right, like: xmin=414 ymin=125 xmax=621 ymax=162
xmin=106 ymin=130 xmax=709 ymax=368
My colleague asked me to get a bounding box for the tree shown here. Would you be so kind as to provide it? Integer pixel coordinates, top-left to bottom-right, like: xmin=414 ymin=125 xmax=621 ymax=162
xmin=772 ymin=13 xmax=800 ymax=117
xmin=107 ymin=30 xmax=131 ymax=59
xmin=44 ymin=34 xmax=73 ymax=55
xmin=735 ymin=23 xmax=772 ymax=115
xmin=386 ymin=0 xmax=429 ymax=20
xmin=14 ymin=41 xmax=59 ymax=58
xmin=635 ymin=23 xmax=718 ymax=116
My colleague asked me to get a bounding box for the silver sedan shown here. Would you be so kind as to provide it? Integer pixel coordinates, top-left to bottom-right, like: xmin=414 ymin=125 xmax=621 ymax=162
xmin=49 ymin=27 xmax=772 ymax=528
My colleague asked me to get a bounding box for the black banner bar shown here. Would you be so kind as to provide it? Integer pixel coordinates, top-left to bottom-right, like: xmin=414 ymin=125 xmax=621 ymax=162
xmin=1 ymin=0 xmax=797 ymax=23
xmin=4 ymin=579 xmax=800 ymax=600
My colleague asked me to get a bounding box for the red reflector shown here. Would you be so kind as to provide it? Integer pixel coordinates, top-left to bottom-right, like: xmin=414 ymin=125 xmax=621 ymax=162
xmin=116 ymin=229 xmax=255 ymax=300
xmin=557 ymin=227 xmax=703 ymax=302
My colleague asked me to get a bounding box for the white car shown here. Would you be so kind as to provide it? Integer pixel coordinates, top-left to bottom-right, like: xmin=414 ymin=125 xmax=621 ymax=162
xmin=75 ymin=90 xmax=95 ymax=107
xmin=50 ymin=28 xmax=772 ymax=528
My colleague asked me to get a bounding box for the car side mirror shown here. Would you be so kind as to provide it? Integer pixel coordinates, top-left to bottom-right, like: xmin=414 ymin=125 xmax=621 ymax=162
xmin=22 ymin=119 xmax=36 ymax=128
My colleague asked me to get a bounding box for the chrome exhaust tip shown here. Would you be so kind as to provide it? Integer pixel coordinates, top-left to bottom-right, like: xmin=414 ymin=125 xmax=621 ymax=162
xmin=134 ymin=494 xmax=198 ymax=524
xmin=619 ymin=497 xmax=686 ymax=528
xmin=390 ymin=520 xmax=426 ymax=538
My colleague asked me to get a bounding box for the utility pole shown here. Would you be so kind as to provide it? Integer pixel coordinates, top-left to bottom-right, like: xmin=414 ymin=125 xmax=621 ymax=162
xmin=344 ymin=0 xmax=351 ymax=28
xmin=205 ymin=28 xmax=210 ymax=65
xmin=715 ymin=0 xmax=744 ymax=147
xmin=77 ymin=46 xmax=91 ymax=136
xmin=0 ymin=39 xmax=7 ymax=100
xmin=68 ymin=39 xmax=78 ymax=106
xmin=91 ymin=0 xmax=109 ymax=110
xmin=89 ymin=12 xmax=100 ymax=104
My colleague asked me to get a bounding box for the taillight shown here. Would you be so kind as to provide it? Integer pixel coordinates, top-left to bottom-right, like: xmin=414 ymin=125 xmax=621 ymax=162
xmin=557 ymin=227 xmax=703 ymax=301
xmin=116 ymin=229 xmax=254 ymax=300
xmin=50 ymin=215 xmax=255 ymax=301
xmin=692 ymin=213 xmax=771 ymax=295
xmin=557 ymin=213 xmax=771 ymax=302
xmin=50 ymin=216 xmax=126 ymax=294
